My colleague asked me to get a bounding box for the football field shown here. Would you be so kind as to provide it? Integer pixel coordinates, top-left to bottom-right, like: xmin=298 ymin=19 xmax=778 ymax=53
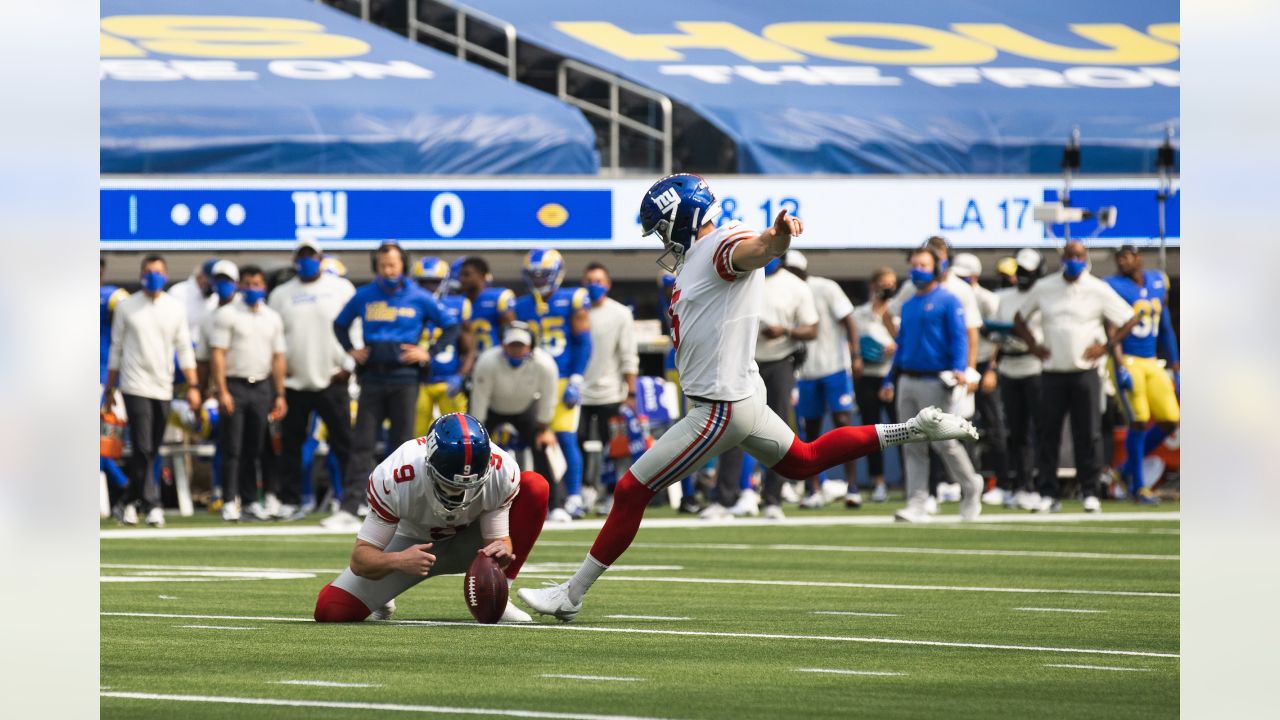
xmin=101 ymin=503 xmax=1179 ymax=719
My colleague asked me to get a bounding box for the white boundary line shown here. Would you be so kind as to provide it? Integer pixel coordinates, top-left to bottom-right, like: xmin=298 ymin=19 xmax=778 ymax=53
xmin=177 ymin=625 xmax=260 ymax=631
xmin=272 ymin=680 xmax=382 ymax=688
xmin=101 ymin=612 xmax=1181 ymax=658
xmin=100 ymin=511 xmax=1179 ymax=539
xmin=606 ymin=615 xmax=690 ymax=621
xmin=101 ymin=563 xmax=1177 ymax=598
xmin=811 ymin=611 xmax=900 ymax=617
xmin=99 ymin=691 xmax=679 ymax=720
xmin=1044 ymin=664 xmax=1152 ymax=672
xmin=542 ymin=674 xmax=643 ymax=682
xmin=1014 ymin=608 xmax=1107 ymax=614
xmin=795 ymin=668 xmax=905 ymax=677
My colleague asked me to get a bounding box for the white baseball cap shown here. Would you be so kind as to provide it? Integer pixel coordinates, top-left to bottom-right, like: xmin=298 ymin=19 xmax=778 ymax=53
xmin=951 ymin=253 xmax=982 ymax=278
xmin=1015 ymin=248 xmax=1043 ymax=272
xmin=296 ymin=238 xmax=323 ymax=254
xmin=783 ymin=249 xmax=808 ymax=272
xmin=209 ymin=259 xmax=239 ymax=282
xmin=503 ymin=324 xmax=533 ymax=347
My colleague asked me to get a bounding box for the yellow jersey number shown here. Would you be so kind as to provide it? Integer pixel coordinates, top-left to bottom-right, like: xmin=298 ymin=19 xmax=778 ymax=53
xmin=472 ymin=318 xmax=495 ymax=352
xmin=1129 ymin=298 xmax=1163 ymax=339
xmin=532 ymin=316 xmax=567 ymax=357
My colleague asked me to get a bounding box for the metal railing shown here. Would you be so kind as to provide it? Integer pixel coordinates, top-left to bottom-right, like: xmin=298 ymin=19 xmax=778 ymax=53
xmin=557 ymin=59 xmax=673 ymax=176
xmin=407 ymin=0 xmax=517 ymax=81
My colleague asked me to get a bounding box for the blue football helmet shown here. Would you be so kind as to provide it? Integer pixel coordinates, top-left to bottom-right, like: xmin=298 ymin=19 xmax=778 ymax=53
xmin=425 ymin=413 xmax=492 ymax=510
xmin=413 ymin=256 xmax=450 ymax=297
xmin=522 ymin=248 xmax=565 ymax=298
xmin=639 ymin=173 xmax=721 ymax=273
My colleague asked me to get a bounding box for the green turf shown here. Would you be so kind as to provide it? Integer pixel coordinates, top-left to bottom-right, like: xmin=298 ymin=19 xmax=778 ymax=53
xmin=102 ymin=505 xmax=1179 ymax=719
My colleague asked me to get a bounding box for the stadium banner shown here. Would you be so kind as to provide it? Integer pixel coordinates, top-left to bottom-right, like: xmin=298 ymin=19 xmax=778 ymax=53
xmin=100 ymin=177 xmax=1180 ymax=251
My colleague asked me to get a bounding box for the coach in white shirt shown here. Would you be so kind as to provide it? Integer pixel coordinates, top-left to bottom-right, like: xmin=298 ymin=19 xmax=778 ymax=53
xmin=168 ymin=258 xmax=219 ymax=347
xmin=210 ymin=265 xmax=287 ymax=521
xmin=103 ymin=254 xmax=200 ymax=527
xmin=951 ymin=253 xmax=1011 ymax=502
xmin=1014 ymin=241 xmax=1138 ymax=513
xmin=712 ymin=256 xmax=818 ymax=520
xmin=470 ymin=322 xmax=560 ymax=481
xmin=268 ymin=239 xmax=357 ymax=519
xmin=577 ymin=263 xmax=640 ymax=510
xmin=992 ymin=249 xmax=1046 ymax=508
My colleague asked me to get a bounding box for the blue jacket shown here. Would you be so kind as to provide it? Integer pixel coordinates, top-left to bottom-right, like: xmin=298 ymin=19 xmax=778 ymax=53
xmin=334 ymin=279 xmax=457 ymax=383
xmin=890 ymin=286 xmax=968 ymax=377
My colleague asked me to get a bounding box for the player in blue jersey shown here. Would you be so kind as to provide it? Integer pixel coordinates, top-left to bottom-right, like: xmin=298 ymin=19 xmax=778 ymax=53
xmin=515 ymin=249 xmax=593 ymax=518
xmin=455 ymin=256 xmax=516 ymax=355
xmin=1106 ymin=246 xmax=1180 ymax=503
xmin=412 ymin=257 xmax=475 ymax=436
xmin=100 ymin=257 xmax=130 ymax=387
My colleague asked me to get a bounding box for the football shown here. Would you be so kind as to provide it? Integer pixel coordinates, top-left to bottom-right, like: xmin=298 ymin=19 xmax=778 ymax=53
xmin=464 ymin=552 xmax=508 ymax=624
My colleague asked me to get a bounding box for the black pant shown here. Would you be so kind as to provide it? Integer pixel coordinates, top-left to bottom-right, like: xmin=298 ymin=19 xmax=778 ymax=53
xmin=579 ymin=402 xmax=620 ymax=492
xmin=219 ymin=379 xmax=273 ymax=506
xmin=122 ymin=394 xmax=167 ymax=512
xmin=853 ymin=374 xmax=897 ymax=478
xmin=717 ymin=357 xmax=796 ymax=508
xmin=343 ymin=380 xmax=418 ymax=514
xmin=973 ymin=362 xmax=1010 ymax=488
xmin=999 ymin=373 xmax=1042 ymax=492
xmin=484 ymin=403 xmax=553 ymax=485
xmin=280 ymin=381 xmax=352 ymax=506
xmin=1036 ymin=370 xmax=1102 ymax=501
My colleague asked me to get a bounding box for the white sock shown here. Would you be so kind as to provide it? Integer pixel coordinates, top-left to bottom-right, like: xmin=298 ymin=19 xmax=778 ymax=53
xmin=566 ymin=555 xmax=608 ymax=604
xmin=875 ymin=420 xmax=921 ymax=448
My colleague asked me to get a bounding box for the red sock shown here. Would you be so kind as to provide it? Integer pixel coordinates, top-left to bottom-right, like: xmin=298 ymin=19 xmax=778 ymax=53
xmin=314 ymin=583 xmax=371 ymax=622
xmin=588 ymin=471 xmax=655 ymax=566
xmin=770 ymin=425 xmax=881 ymax=480
xmin=505 ymin=471 xmax=550 ymax=580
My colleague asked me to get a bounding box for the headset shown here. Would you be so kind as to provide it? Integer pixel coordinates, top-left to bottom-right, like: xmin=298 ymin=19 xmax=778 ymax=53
xmin=906 ymin=244 xmax=943 ymax=276
xmin=370 ymin=240 xmax=411 ymax=276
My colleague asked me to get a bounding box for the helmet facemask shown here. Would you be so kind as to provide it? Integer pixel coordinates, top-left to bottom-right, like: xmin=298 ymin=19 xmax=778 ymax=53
xmin=429 ymin=462 xmax=488 ymax=511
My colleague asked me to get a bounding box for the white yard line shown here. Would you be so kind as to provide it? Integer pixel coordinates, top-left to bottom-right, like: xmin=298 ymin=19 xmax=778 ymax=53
xmin=177 ymin=625 xmax=260 ymax=631
xmin=1044 ymin=664 xmax=1152 ymax=672
xmin=795 ymin=668 xmax=905 ymax=677
xmin=541 ymin=541 xmax=1176 ymax=562
xmin=272 ymin=680 xmax=382 ymax=688
xmin=102 ymin=564 xmax=1177 ymax=598
xmin=102 ymin=612 xmax=1180 ymax=659
xmin=606 ymin=615 xmax=691 ymax=621
xmin=1015 ymin=608 xmax=1107 ymax=614
xmin=99 ymin=692 xmax=679 ymax=720
xmin=542 ymin=674 xmax=643 ymax=682
xmin=100 ymin=511 xmax=1179 ymax=540
xmin=811 ymin=611 xmax=900 ymax=617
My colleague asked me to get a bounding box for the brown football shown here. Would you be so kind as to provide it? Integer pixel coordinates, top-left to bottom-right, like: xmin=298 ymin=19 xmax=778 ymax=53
xmin=464 ymin=553 xmax=508 ymax=624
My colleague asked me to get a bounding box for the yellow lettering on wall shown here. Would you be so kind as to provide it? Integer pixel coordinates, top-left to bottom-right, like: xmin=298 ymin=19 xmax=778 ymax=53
xmin=1147 ymin=23 xmax=1180 ymax=45
xmin=553 ymin=21 xmax=803 ymax=62
xmin=100 ymin=32 xmax=146 ymax=57
xmin=951 ymin=23 xmax=1179 ymax=65
xmin=99 ymin=15 xmax=369 ymax=59
xmin=763 ymin=22 xmax=995 ymax=65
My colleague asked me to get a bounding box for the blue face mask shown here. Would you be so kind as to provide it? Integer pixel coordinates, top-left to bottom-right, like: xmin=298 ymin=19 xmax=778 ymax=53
xmin=910 ymin=268 xmax=935 ymax=287
xmin=505 ymin=352 xmax=527 ymax=368
xmin=764 ymin=257 xmax=782 ymax=276
xmin=295 ymin=256 xmax=322 ymax=281
xmin=141 ymin=271 xmax=167 ymax=293
xmin=214 ymin=279 xmax=237 ymax=302
xmin=586 ymin=282 xmax=608 ymax=303
xmin=377 ymin=275 xmax=402 ymax=293
xmin=1062 ymin=258 xmax=1088 ymax=280
xmin=242 ymin=288 xmax=266 ymax=306
xmin=939 ymin=258 xmax=951 ymax=275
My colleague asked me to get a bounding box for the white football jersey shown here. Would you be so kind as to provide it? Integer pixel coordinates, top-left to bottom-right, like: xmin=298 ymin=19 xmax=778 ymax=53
xmin=357 ymin=438 xmax=521 ymax=548
xmin=669 ymin=221 xmax=764 ymax=401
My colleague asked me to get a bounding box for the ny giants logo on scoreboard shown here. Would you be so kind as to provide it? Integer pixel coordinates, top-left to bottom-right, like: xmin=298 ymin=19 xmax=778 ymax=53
xmin=292 ymin=191 xmax=347 ymax=241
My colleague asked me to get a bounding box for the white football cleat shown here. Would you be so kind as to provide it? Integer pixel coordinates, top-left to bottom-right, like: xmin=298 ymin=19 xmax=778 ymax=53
xmin=871 ymin=484 xmax=888 ymax=503
xmin=320 ymin=509 xmax=361 ymax=531
xmin=120 ymin=503 xmax=139 ymax=526
xmin=937 ymin=482 xmax=962 ymax=503
xmin=145 ymin=507 xmax=165 ymax=528
xmin=370 ymin=598 xmax=395 ymax=621
xmin=1082 ymin=496 xmax=1102 ymax=513
xmin=264 ymin=493 xmax=282 ymax=518
xmin=844 ymin=492 xmax=863 ymax=509
xmin=1034 ymin=497 xmax=1062 ymax=514
xmin=274 ymin=503 xmax=301 ymax=521
xmin=699 ymin=503 xmax=733 ymax=521
xmin=247 ymin=501 xmax=271 ymax=521
xmin=924 ymin=495 xmax=939 ymax=515
xmin=548 ymin=508 xmax=573 ymax=524
xmin=981 ymin=487 xmax=1006 ymax=506
xmin=909 ymin=406 xmax=980 ymax=443
xmin=221 ymin=501 xmax=241 ymax=522
xmin=517 ymin=582 xmax=582 ymax=623
xmin=1014 ymin=490 xmax=1041 ymax=511
xmin=594 ymin=495 xmax=613 ymax=516
xmin=894 ymin=504 xmax=931 ymax=523
xmin=729 ymin=489 xmax=760 ymax=517
xmin=763 ymin=505 xmax=786 ymax=520
xmin=799 ymin=492 xmax=826 ymax=509
xmin=500 ymin=599 xmax=533 ymax=623
xmin=779 ymin=482 xmax=801 ymax=505
xmin=563 ymin=494 xmax=586 ymax=519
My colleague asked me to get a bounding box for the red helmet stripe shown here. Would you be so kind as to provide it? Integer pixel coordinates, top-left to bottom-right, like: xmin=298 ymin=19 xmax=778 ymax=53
xmin=456 ymin=414 xmax=472 ymax=471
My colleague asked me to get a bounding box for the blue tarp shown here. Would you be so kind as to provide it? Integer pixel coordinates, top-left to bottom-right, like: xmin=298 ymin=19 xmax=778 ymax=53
xmin=459 ymin=0 xmax=1179 ymax=175
xmin=101 ymin=0 xmax=599 ymax=174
